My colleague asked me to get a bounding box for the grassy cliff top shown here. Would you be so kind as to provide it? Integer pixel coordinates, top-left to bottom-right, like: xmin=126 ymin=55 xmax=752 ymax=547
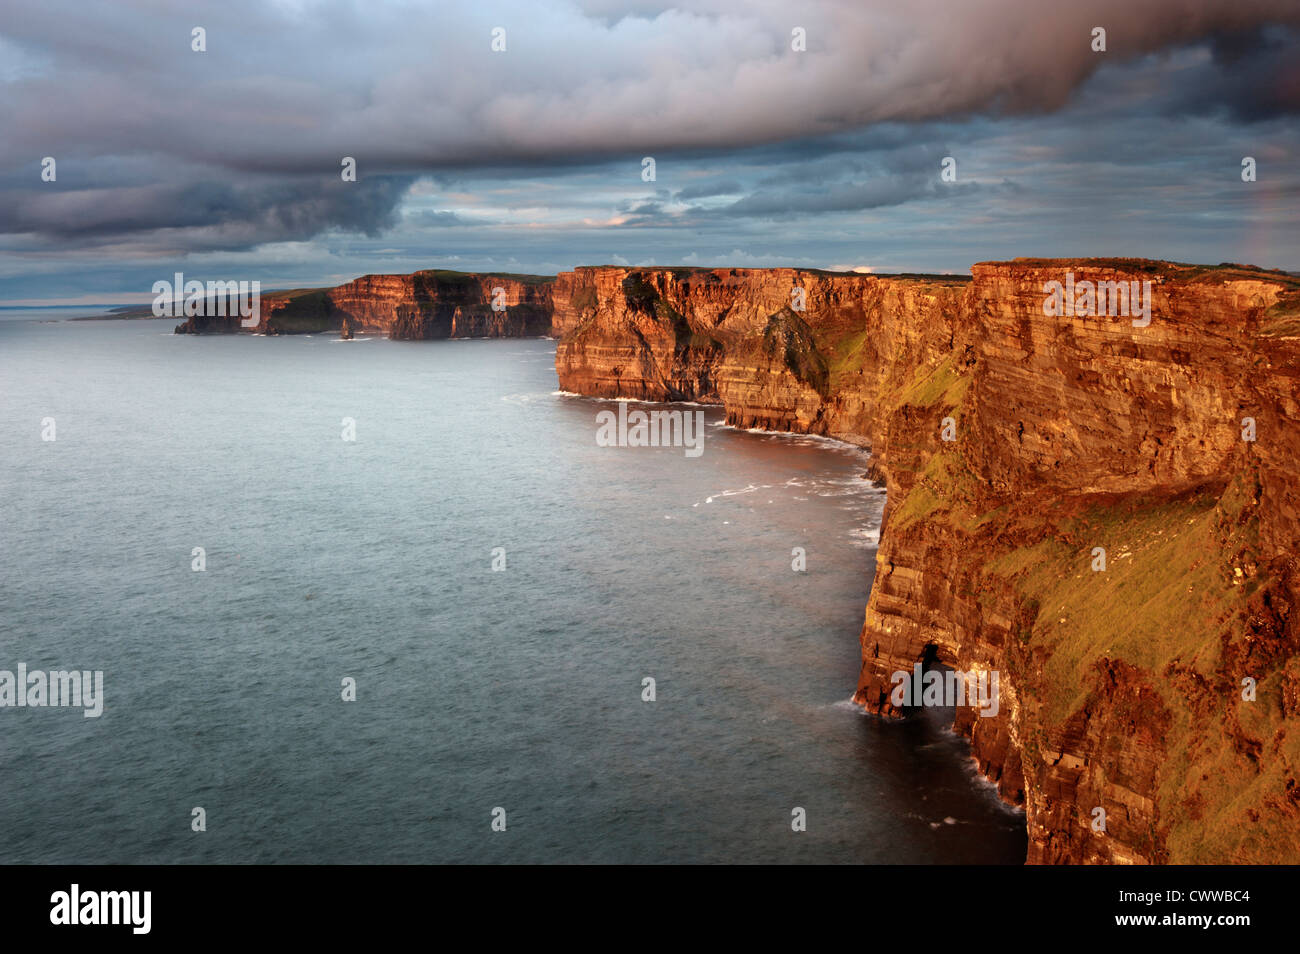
xmin=977 ymin=258 xmax=1300 ymax=285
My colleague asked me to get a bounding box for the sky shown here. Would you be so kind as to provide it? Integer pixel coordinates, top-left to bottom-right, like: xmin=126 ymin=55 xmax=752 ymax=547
xmin=0 ymin=0 xmax=1298 ymax=305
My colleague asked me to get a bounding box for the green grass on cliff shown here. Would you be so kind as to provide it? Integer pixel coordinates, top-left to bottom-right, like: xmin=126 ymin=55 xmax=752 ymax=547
xmin=488 ymin=272 xmax=554 ymax=285
xmin=992 ymin=258 xmax=1298 ymax=282
xmin=881 ymin=355 xmax=978 ymax=530
xmin=983 ymin=475 xmax=1300 ymax=863
xmin=264 ymin=289 xmax=336 ymax=333
xmin=825 ymin=328 xmax=870 ymax=390
xmin=1261 ymin=287 xmax=1300 ymax=338
xmin=415 ymin=269 xmax=553 ymax=286
xmin=883 ymin=397 xmax=1296 ymax=862
xmin=896 ymin=352 xmax=970 ymax=409
xmin=988 ymin=491 xmax=1237 ymax=724
xmin=1162 ymin=664 xmax=1300 ymax=863
xmin=888 ymin=445 xmax=986 ymax=531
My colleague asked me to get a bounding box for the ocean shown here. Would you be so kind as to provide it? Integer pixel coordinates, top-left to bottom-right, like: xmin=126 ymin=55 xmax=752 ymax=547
xmin=0 ymin=316 xmax=1026 ymax=863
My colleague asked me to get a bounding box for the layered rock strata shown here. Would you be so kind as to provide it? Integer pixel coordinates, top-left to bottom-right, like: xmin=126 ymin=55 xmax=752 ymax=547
xmin=550 ymin=260 xmax=1300 ymax=864
xmin=173 ymin=271 xmax=552 ymax=337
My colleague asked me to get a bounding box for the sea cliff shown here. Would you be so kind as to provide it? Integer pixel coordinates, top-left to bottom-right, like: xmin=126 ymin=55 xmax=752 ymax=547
xmin=176 ymin=259 xmax=1300 ymax=863
xmin=550 ymin=260 xmax=1300 ymax=864
xmin=173 ymin=270 xmax=553 ymax=337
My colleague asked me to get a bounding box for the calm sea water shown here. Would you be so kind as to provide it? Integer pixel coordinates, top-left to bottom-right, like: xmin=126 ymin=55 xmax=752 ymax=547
xmin=0 ymin=317 xmax=1026 ymax=863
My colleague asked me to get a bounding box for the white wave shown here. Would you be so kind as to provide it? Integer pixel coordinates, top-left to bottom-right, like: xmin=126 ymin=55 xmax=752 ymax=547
xmin=551 ymin=391 xmax=726 ymax=411
xmin=500 ymin=393 xmax=548 ymax=406
xmin=828 ymin=697 xmax=867 ymax=714
xmin=702 ymin=483 xmax=769 ymax=505
xmin=849 ymin=527 xmax=882 ymax=548
xmin=710 ymin=420 xmax=869 ymax=453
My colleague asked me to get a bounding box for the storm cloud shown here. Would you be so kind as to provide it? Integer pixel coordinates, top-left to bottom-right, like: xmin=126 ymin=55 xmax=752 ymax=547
xmin=0 ymin=0 xmax=1297 ymax=299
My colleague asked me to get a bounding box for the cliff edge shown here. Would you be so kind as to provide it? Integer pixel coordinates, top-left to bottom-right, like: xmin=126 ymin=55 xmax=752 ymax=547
xmin=551 ymin=259 xmax=1300 ymax=864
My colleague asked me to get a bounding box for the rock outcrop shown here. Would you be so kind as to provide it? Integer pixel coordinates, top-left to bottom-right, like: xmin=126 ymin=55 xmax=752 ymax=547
xmin=174 ymin=271 xmax=553 ymax=337
xmin=550 ymin=259 xmax=1300 ymax=865
xmin=325 ymin=271 xmax=552 ymax=339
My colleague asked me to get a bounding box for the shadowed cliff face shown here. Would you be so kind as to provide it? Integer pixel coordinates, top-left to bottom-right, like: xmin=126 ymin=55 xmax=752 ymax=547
xmin=551 ymin=259 xmax=1300 ymax=865
xmin=173 ymin=270 xmax=553 ymax=337
xmin=552 ymin=266 xmax=969 ymax=441
xmin=327 ymin=272 xmax=552 ymax=339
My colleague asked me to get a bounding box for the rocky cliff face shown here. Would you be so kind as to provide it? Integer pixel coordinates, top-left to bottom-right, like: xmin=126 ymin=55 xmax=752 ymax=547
xmin=174 ymin=270 xmax=553 ymax=337
xmin=552 ymin=266 xmax=968 ymax=437
xmin=326 ymin=272 xmax=552 ymax=339
xmin=551 ymin=259 xmax=1300 ymax=864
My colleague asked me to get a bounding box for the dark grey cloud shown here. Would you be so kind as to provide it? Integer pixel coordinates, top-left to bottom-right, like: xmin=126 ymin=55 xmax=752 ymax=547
xmin=3 ymin=1 xmax=1298 ymax=169
xmin=0 ymin=174 xmax=414 ymax=250
xmin=1176 ymin=25 xmax=1300 ymax=120
xmin=674 ymin=180 xmax=743 ymax=200
xmin=0 ymin=0 xmax=1297 ymax=298
xmin=712 ymin=176 xmax=979 ymax=218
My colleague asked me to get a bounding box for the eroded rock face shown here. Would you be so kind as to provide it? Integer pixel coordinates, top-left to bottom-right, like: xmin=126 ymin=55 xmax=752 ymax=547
xmin=858 ymin=261 xmax=1300 ymax=864
xmin=327 ymin=272 xmax=552 ymax=339
xmin=552 ymin=266 xmax=969 ymax=440
xmin=174 ymin=271 xmax=553 ymax=337
xmin=552 ymin=258 xmax=1300 ymax=865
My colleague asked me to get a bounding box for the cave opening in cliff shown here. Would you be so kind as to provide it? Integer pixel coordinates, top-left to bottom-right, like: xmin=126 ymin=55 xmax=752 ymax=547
xmin=917 ymin=643 xmax=958 ymax=732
